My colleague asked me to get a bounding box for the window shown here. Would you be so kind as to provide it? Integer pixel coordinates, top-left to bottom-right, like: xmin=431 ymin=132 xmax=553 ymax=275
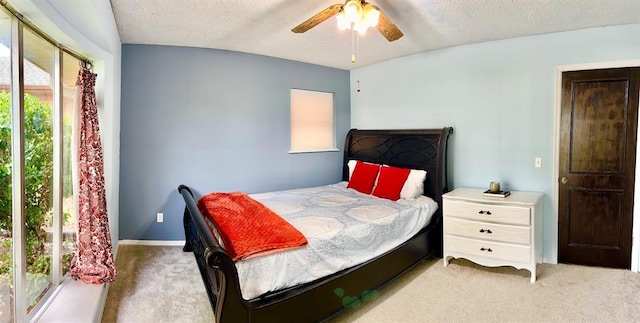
xmin=61 ymin=52 xmax=79 ymax=276
xmin=23 ymin=24 xmax=56 ymax=313
xmin=290 ymin=89 xmax=337 ymax=153
xmin=0 ymin=5 xmax=82 ymax=322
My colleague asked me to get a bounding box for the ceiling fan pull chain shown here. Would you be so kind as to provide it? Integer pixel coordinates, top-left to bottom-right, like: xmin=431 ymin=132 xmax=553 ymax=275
xmin=356 ymin=30 xmax=360 ymax=59
xmin=351 ymin=29 xmax=356 ymax=63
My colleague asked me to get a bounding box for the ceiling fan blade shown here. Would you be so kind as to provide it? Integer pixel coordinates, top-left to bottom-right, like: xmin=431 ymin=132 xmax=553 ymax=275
xmin=292 ymin=4 xmax=343 ymax=33
xmin=374 ymin=6 xmax=403 ymax=42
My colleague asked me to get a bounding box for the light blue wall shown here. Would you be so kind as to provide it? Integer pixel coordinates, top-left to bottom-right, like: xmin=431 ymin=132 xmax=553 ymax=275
xmin=119 ymin=44 xmax=350 ymax=240
xmin=350 ymin=24 xmax=640 ymax=261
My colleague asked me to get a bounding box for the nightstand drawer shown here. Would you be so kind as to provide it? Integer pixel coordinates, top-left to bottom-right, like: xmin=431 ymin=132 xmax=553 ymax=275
xmin=444 ymin=200 xmax=530 ymax=225
xmin=445 ymin=217 xmax=531 ymax=244
xmin=446 ymin=235 xmax=531 ymax=263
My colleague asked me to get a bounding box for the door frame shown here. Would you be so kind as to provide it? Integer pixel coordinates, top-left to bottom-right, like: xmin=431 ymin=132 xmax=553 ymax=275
xmin=553 ymin=59 xmax=640 ymax=272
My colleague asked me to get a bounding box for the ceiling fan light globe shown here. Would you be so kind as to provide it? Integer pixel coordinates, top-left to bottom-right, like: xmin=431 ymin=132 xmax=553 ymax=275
xmin=336 ymin=13 xmax=350 ymax=30
xmin=343 ymin=0 xmax=362 ymax=23
xmin=362 ymin=4 xmax=380 ymax=27
xmin=353 ymin=20 xmax=368 ymax=35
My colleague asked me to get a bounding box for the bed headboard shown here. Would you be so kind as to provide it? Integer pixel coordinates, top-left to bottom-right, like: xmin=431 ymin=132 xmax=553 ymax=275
xmin=342 ymin=128 xmax=454 ymax=204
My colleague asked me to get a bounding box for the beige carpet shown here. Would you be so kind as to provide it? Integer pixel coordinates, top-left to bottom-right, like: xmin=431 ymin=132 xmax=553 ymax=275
xmin=103 ymin=245 xmax=640 ymax=322
xmin=101 ymin=245 xmax=214 ymax=323
xmin=331 ymin=258 xmax=640 ymax=322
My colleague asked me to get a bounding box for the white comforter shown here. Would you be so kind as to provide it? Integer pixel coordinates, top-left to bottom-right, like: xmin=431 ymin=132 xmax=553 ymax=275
xmin=234 ymin=182 xmax=438 ymax=300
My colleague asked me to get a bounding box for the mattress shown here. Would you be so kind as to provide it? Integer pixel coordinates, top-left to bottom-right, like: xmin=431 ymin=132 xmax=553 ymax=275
xmin=232 ymin=182 xmax=438 ymax=300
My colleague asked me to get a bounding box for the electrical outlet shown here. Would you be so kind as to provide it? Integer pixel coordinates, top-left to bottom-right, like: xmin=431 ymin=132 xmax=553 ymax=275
xmin=156 ymin=212 xmax=163 ymax=223
xmin=535 ymin=157 xmax=542 ymax=168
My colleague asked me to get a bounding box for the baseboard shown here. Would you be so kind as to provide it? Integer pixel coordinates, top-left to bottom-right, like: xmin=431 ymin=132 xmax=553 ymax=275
xmin=118 ymin=239 xmax=186 ymax=246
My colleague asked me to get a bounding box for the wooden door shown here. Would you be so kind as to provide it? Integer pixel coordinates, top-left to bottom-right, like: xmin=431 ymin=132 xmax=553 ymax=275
xmin=559 ymin=67 xmax=640 ymax=268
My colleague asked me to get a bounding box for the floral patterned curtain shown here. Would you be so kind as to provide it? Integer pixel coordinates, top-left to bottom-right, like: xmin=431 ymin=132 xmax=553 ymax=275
xmin=68 ymin=66 xmax=116 ymax=284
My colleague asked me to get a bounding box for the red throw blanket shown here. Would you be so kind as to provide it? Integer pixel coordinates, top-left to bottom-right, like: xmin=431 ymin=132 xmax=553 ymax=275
xmin=197 ymin=191 xmax=308 ymax=261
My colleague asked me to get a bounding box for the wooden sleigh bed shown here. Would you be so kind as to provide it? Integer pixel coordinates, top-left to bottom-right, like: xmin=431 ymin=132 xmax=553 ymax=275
xmin=178 ymin=127 xmax=453 ymax=322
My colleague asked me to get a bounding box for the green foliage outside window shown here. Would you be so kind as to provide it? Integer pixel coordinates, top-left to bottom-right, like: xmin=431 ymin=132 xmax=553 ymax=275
xmin=0 ymin=91 xmax=55 ymax=279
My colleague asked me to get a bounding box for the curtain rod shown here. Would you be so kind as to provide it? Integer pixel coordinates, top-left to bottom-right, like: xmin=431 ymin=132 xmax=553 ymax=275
xmin=0 ymin=0 xmax=92 ymax=65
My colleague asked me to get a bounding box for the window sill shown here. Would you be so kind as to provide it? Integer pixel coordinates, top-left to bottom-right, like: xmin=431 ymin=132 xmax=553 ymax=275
xmin=288 ymin=148 xmax=340 ymax=154
xmin=35 ymin=278 xmax=107 ymax=323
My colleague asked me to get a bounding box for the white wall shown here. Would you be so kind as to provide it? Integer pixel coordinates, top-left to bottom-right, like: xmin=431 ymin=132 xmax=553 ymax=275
xmin=10 ymin=0 xmax=122 ymax=249
xmin=350 ymin=24 xmax=640 ymax=263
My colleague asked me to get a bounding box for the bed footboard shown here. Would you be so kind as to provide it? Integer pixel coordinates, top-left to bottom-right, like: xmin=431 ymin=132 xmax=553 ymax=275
xmin=178 ymin=185 xmax=250 ymax=322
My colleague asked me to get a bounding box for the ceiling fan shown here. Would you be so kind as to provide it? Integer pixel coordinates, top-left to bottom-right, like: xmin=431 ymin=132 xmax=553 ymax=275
xmin=291 ymin=0 xmax=404 ymax=42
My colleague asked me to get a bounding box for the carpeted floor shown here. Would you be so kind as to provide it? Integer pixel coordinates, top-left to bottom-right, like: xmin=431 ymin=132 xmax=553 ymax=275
xmin=331 ymin=257 xmax=640 ymax=322
xmin=101 ymin=245 xmax=214 ymax=323
xmin=102 ymin=245 xmax=640 ymax=322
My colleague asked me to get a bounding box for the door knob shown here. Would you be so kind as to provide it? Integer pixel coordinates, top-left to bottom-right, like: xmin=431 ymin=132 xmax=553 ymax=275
xmin=561 ymin=177 xmax=568 ymax=184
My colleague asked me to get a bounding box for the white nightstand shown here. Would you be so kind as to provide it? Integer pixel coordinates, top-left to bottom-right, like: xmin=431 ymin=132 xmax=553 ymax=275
xmin=442 ymin=187 xmax=543 ymax=282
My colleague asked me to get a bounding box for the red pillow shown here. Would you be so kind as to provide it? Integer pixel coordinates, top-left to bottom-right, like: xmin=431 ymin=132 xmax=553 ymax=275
xmin=347 ymin=161 xmax=380 ymax=194
xmin=372 ymin=166 xmax=411 ymax=201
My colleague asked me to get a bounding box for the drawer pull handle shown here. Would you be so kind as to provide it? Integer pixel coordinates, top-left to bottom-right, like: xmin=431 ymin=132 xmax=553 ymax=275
xmin=478 ymin=210 xmax=492 ymax=215
xmin=480 ymin=247 xmax=493 ymax=252
xmin=479 ymin=229 xmax=493 ymax=234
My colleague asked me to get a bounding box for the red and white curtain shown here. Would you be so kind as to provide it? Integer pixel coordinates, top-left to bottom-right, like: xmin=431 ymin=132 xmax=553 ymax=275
xmin=68 ymin=66 xmax=116 ymax=284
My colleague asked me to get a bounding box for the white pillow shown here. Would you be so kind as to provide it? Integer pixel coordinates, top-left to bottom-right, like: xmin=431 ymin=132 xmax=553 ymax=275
xmin=400 ymin=169 xmax=427 ymax=200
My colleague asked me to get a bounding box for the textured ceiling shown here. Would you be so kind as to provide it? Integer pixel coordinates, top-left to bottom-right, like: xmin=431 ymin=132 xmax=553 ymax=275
xmin=110 ymin=0 xmax=640 ymax=70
